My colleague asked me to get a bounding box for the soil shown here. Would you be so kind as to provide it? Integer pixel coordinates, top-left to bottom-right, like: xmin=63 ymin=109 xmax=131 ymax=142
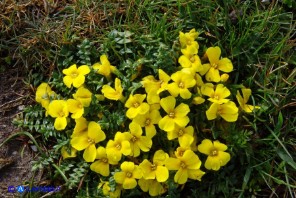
xmin=0 ymin=67 xmax=41 ymax=197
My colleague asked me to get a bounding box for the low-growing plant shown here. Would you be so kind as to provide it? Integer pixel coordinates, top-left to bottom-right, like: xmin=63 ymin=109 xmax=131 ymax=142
xmin=15 ymin=28 xmax=264 ymax=197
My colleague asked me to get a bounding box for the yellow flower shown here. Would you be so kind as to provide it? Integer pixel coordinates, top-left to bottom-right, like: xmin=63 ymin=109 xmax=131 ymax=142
xmin=114 ymin=161 xmax=142 ymax=189
xmin=138 ymin=178 xmax=166 ymax=196
xmin=90 ymin=146 xmax=119 ymax=176
xmin=125 ymin=94 xmax=150 ymax=119
xmin=126 ymin=122 xmax=152 ymax=157
xmin=179 ymin=54 xmax=202 ymax=75
xmin=98 ymin=181 xmax=122 ymax=198
xmin=132 ymin=109 xmax=162 ymax=138
xmin=143 ymin=69 xmax=170 ymax=104
xmin=35 ymin=83 xmax=56 ymax=112
xmin=167 ymin=71 xmax=196 ymax=99
xmin=62 ymin=64 xmax=90 ymax=88
xmin=67 ymin=99 xmax=84 ymax=119
xmin=73 ymin=87 xmax=92 ymax=107
xmin=159 ymin=96 xmax=190 ymax=131
xmin=206 ymin=101 xmax=238 ymax=122
xmin=179 ymin=29 xmax=199 ymax=49
xmin=166 ymin=125 xmax=194 ymax=147
xmin=201 ymin=46 xmax=233 ymax=82
xmin=165 ymin=150 xmax=205 ymax=184
xmin=106 ymin=132 xmax=131 ymax=162
xmin=48 ymin=100 xmax=69 ymax=130
xmin=70 ymin=121 xmax=106 ymax=162
xmin=236 ymin=88 xmax=260 ymax=113
xmin=201 ymin=83 xmax=230 ymax=104
xmin=101 ymin=78 xmax=124 ymax=101
xmin=175 ymin=145 xmax=191 ymax=158
xmin=220 ymin=73 xmax=229 ymax=82
xmin=61 ymin=146 xmax=77 ymax=159
xmin=93 ymin=54 xmax=116 ymax=78
xmin=198 ymin=139 xmax=230 ymax=171
xmin=139 ymin=150 xmax=169 ymax=182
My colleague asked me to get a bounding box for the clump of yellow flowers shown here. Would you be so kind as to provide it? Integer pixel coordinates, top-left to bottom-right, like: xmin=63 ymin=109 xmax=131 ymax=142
xmin=35 ymin=29 xmax=260 ymax=197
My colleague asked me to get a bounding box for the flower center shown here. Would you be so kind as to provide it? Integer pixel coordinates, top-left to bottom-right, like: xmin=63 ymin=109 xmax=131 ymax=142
xmin=131 ymin=136 xmax=137 ymax=142
xmin=214 ymin=95 xmax=219 ymax=100
xmin=59 ymin=111 xmax=65 ymax=117
xmin=88 ymin=138 xmax=95 ymax=144
xmin=212 ymin=63 xmax=218 ymax=69
xmin=178 ymin=82 xmax=184 ymax=89
xmin=78 ymin=104 xmax=83 ymax=108
xmin=211 ymin=149 xmax=218 ymax=156
xmin=145 ymin=118 xmax=151 ymax=126
xmin=126 ymin=172 xmax=132 ymax=178
xmin=178 ymin=150 xmax=184 ymax=157
xmin=151 ymin=164 xmax=157 ymax=171
xmin=115 ymin=143 xmax=121 ymax=150
xmin=169 ymin=112 xmax=175 ymax=118
xmin=190 ymin=56 xmax=195 ymax=62
xmin=101 ymin=158 xmax=108 ymax=163
xmin=178 ymin=129 xmax=184 ymax=137
xmin=42 ymin=94 xmax=49 ymax=100
xmin=187 ymin=40 xmax=191 ymax=45
xmin=71 ymin=72 xmax=78 ymax=78
xmin=180 ymin=161 xmax=186 ymax=169
xmin=133 ymin=102 xmax=139 ymax=108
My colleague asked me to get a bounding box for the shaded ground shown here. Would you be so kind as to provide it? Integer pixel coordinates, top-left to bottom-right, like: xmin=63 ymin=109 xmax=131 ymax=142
xmin=0 ymin=67 xmax=40 ymax=197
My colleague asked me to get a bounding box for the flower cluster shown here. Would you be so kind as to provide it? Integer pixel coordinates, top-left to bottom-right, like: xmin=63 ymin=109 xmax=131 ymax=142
xmin=35 ymin=29 xmax=260 ymax=197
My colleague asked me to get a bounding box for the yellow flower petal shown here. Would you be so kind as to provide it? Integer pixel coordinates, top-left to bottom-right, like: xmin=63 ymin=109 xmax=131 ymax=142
xmin=155 ymin=166 xmax=169 ymax=182
xmin=160 ymin=96 xmax=176 ymax=114
xmin=123 ymin=178 xmax=137 ymax=189
xmin=197 ymin=139 xmax=213 ymax=155
xmin=88 ymin=121 xmax=106 ymax=143
xmin=205 ymin=67 xmax=220 ymax=82
xmin=174 ymin=169 xmax=188 ymax=184
xmin=218 ymin=58 xmax=233 ymax=72
xmin=206 ymin=46 xmax=221 ymax=65
xmin=54 ymin=117 xmax=67 ymax=130
xmin=83 ymin=143 xmax=97 ymax=162
xmin=77 ymin=65 xmax=90 ymax=75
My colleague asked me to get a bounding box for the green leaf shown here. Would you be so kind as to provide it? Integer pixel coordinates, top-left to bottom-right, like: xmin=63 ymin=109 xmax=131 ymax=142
xmin=277 ymin=149 xmax=296 ymax=170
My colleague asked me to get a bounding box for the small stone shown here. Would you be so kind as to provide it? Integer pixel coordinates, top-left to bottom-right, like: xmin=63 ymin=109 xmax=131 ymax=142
xmin=30 ymin=145 xmax=38 ymax=152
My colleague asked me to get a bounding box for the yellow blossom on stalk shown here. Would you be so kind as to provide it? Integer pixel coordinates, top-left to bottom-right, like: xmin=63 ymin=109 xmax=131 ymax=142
xmin=61 ymin=146 xmax=77 ymax=159
xmin=126 ymin=122 xmax=152 ymax=157
xmin=132 ymin=109 xmax=162 ymax=138
xmin=236 ymin=88 xmax=260 ymax=113
xmin=167 ymin=71 xmax=196 ymax=99
xmin=143 ymin=70 xmax=170 ymax=104
xmin=62 ymin=64 xmax=90 ymax=88
xmin=125 ymin=94 xmax=150 ymax=119
xmin=139 ymin=150 xmax=169 ymax=182
xmin=165 ymin=150 xmax=205 ymax=184
xmin=93 ymin=54 xmax=116 ymax=79
xmin=90 ymin=146 xmax=119 ymax=176
xmin=106 ymin=132 xmax=131 ymax=162
xmin=179 ymin=29 xmax=199 ymax=49
xmin=198 ymin=139 xmax=231 ymax=171
xmin=193 ymin=74 xmax=205 ymax=105
xmin=159 ymin=96 xmax=190 ymax=131
xmin=138 ymin=178 xmax=166 ymax=196
xmin=201 ymin=83 xmax=231 ymax=104
xmin=98 ymin=181 xmax=122 ymax=198
xmin=114 ymin=161 xmax=142 ymax=189
xmin=200 ymin=46 xmax=233 ymax=82
xmin=70 ymin=121 xmax=106 ymax=162
xmin=206 ymin=101 xmax=238 ymax=122
xmin=179 ymin=44 xmax=202 ymax=75
xmin=101 ymin=78 xmax=124 ymax=101
xmin=67 ymin=99 xmax=84 ymax=119
xmin=73 ymin=87 xmax=92 ymax=107
xmin=35 ymin=83 xmax=56 ymax=112
xmin=48 ymin=100 xmax=69 ymax=130
xmin=166 ymin=125 xmax=194 ymax=147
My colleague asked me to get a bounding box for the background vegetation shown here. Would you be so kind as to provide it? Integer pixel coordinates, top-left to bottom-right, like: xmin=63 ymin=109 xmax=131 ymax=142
xmin=1 ymin=0 xmax=295 ymax=197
